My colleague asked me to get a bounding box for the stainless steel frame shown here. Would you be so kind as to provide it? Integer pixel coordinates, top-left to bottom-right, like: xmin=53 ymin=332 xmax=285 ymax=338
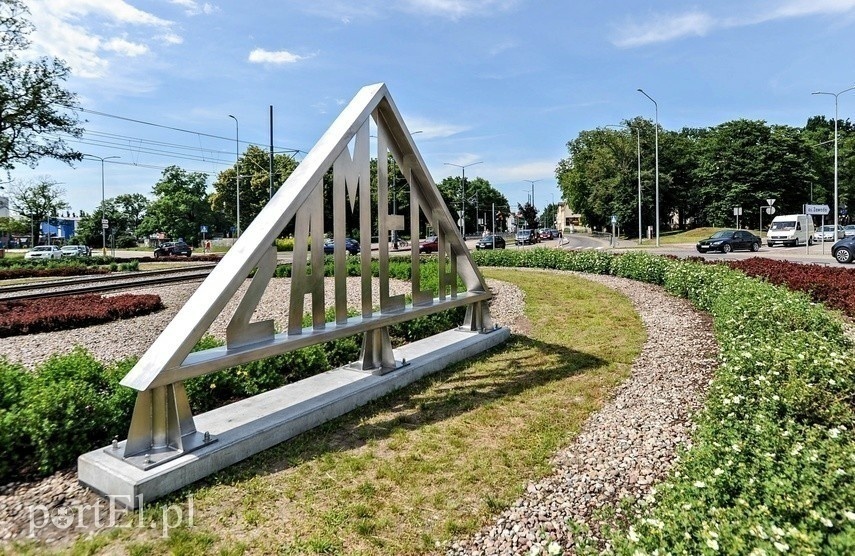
xmin=116 ymin=83 xmax=496 ymax=468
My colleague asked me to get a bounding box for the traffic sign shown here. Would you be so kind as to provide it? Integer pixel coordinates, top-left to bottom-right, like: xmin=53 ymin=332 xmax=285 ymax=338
xmin=766 ymin=206 xmax=775 ymax=215
xmin=102 ymin=222 xmax=109 ymax=229
xmin=806 ymin=204 xmax=830 ymax=216
xmin=766 ymin=198 xmax=776 ymax=206
xmin=200 ymin=225 xmax=208 ymax=233
xmin=101 ymin=218 xmax=108 ymax=225
xmin=733 ymin=207 xmax=743 ymax=216
xmin=610 ymin=215 xmax=617 ymax=224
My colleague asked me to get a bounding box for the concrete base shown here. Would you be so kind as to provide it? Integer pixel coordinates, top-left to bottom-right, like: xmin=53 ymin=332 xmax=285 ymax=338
xmin=78 ymin=327 xmax=509 ymax=508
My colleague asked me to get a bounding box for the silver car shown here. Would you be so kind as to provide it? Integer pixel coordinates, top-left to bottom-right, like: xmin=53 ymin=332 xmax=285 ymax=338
xmin=813 ymin=225 xmax=845 ymax=242
xmin=61 ymin=245 xmax=90 ymax=257
xmin=24 ymin=245 xmax=63 ymax=260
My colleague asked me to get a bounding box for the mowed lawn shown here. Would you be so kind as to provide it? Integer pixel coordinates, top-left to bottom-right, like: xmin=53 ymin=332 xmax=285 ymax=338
xmin=64 ymin=269 xmax=646 ymax=556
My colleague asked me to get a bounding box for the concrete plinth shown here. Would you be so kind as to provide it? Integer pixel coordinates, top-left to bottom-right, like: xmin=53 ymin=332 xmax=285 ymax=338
xmin=78 ymin=327 xmax=509 ymax=508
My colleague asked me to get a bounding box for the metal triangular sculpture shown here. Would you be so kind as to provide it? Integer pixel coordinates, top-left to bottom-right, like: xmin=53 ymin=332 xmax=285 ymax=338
xmin=113 ymin=83 xmax=497 ymax=470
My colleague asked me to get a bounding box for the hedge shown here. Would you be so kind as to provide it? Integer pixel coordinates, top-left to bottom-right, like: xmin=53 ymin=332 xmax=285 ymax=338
xmin=471 ymin=248 xmax=855 ymax=553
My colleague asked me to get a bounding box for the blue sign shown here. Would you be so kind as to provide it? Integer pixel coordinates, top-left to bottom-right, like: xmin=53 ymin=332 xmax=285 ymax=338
xmin=200 ymin=225 xmax=208 ymax=233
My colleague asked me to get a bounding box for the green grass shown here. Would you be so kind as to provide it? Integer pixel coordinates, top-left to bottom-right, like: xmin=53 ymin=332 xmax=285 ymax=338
xmin=52 ymin=268 xmax=644 ymax=555
xmin=642 ymin=226 xmax=763 ymax=245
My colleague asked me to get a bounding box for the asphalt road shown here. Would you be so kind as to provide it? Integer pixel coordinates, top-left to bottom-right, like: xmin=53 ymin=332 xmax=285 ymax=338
xmin=6 ymin=235 xmax=849 ymax=267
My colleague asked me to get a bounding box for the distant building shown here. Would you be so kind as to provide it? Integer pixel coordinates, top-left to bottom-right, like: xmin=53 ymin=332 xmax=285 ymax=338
xmin=555 ymin=201 xmax=582 ymax=232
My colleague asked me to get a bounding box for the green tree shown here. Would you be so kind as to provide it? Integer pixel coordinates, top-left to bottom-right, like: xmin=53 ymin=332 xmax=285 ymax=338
xmin=437 ymin=175 xmax=508 ymax=235
xmin=693 ymin=120 xmax=816 ymax=227
xmin=76 ymin=193 xmax=150 ymax=247
xmin=211 ymin=145 xmax=299 ymax=236
xmin=138 ymin=166 xmax=213 ymax=245
xmin=0 ymin=0 xmax=82 ymax=170
xmin=517 ymin=202 xmax=538 ymax=229
xmin=8 ymin=177 xmax=69 ymax=242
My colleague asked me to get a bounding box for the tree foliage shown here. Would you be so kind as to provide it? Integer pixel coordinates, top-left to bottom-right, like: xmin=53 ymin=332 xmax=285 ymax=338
xmin=8 ymin=177 xmax=69 ymax=230
xmin=557 ymin=116 xmax=854 ymax=234
xmin=137 ymin=166 xmax=213 ymax=245
xmin=436 ymin=175 xmax=509 ymax=235
xmin=210 ymin=145 xmax=299 ymax=236
xmin=76 ymin=193 xmax=150 ymax=247
xmin=0 ymin=0 xmax=82 ymax=170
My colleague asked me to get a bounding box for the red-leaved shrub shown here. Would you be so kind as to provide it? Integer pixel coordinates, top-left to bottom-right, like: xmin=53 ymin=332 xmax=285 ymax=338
xmin=727 ymin=258 xmax=855 ymax=317
xmin=0 ymin=294 xmax=163 ymax=337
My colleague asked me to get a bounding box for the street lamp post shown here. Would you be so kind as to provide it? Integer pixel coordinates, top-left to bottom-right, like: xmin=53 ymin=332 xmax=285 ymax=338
xmin=606 ymin=124 xmax=643 ymax=244
xmin=228 ymin=114 xmax=241 ymax=238
xmin=812 ymin=86 xmax=855 ymax=238
xmin=84 ymin=154 xmax=120 ymax=256
xmin=524 ymin=179 xmax=540 ymax=215
xmin=637 ymin=89 xmax=660 ymax=247
xmin=444 ymin=161 xmax=483 ymax=238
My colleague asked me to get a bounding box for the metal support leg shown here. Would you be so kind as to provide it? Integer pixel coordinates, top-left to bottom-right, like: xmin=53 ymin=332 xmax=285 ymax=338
xmin=461 ymin=300 xmax=496 ymax=333
xmin=111 ymin=382 xmax=214 ymax=470
xmin=349 ymin=327 xmax=400 ymax=375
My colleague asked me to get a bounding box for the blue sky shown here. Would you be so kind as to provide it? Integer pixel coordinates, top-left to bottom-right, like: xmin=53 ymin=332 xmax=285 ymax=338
xmin=9 ymin=0 xmax=855 ymax=216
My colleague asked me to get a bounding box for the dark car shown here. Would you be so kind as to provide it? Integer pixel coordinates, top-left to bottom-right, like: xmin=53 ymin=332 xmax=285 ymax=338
xmin=419 ymin=236 xmax=439 ymax=253
xmin=696 ymin=230 xmax=761 ymax=253
xmin=832 ymin=236 xmax=855 ymax=263
xmin=154 ymin=241 xmax=192 ymax=258
xmin=475 ymin=235 xmax=506 ymax=250
xmin=515 ymin=229 xmax=538 ymax=245
xmin=538 ymin=229 xmax=553 ymax=240
xmin=323 ymin=237 xmax=360 ymax=255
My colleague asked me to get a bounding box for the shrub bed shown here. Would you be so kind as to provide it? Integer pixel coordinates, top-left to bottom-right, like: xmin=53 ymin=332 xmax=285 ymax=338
xmin=0 ymin=293 xmax=164 ymax=337
xmin=727 ymin=257 xmax=855 ymax=318
xmin=472 ymin=248 xmax=855 ymax=552
xmin=0 ymin=260 xmax=464 ymax=481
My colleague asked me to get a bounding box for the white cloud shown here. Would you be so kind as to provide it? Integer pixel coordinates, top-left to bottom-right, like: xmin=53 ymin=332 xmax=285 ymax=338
xmin=297 ymin=0 xmax=517 ymax=21
xmin=248 ymin=48 xmax=306 ymax=64
xmin=492 ymin=160 xmax=556 ymax=182
xmin=403 ymin=116 xmax=470 ymax=139
xmin=169 ymin=0 xmax=221 ymax=16
xmin=612 ymin=1 xmax=855 ymax=48
xmin=102 ymin=37 xmax=149 ymax=57
xmin=26 ymin=0 xmax=177 ymax=78
xmin=159 ymin=33 xmax=184 ymax=46
xmin=612 ymin=11 xmax=716 ymax=48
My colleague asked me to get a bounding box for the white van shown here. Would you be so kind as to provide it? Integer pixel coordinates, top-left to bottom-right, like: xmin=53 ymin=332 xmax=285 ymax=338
xmin=766 ymin=214 xmax=815 ymax=247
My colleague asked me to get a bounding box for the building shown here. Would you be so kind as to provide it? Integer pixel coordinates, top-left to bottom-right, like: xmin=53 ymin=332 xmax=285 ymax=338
xmin=555 ymin=201 xmax=582 ymax=232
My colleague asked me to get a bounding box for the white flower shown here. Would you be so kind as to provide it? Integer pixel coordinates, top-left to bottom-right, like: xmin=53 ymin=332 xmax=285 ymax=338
xmin=547 ymin=541 xmax=562 ymax=555
xmin=773 ymin=541 xmax=789 ymax=552
xmin=771 ymin=525 xmax=785 ymax=537
xmin=836 ymin=468 xmax=846 ymax=476
xmin=829 ymin=428 xmax=840 ymax=439
xmin=528 ymin=545 xmax=542 ymax=556
xmin=732 ymin=443 xmax=741 ymax=452
xmin=790 ymin=443 xmax=802 ymax=456
xmin=628 ymin=526 xmax=640 ymax=543
xmin=820 ymin=517 xmax=833 ymax=527
xmin=844 ymin=511 xmax=855 ymax=521
xmin=706 ymin=538 xmax=720 ymax=551
xmin=749 ymin=548 xmax=767 ymax=556
xmin=828 ymin=379 xmax=836 ymax=386
xmin=694 ymin=481 xmax=706 ymax=488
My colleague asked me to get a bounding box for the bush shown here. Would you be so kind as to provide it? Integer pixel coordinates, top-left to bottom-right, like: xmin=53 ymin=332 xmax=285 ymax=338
xmin=275 ymin=237 xmax=295 ymax=252
xmin=0 ymin=294 xmax=164 ymax=337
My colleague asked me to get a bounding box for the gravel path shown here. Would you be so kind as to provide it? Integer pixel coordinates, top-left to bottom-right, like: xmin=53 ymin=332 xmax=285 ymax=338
xmin=0 ymin=271 xmax=718 ymax=553
xmin=446 ymin=272 xmax=719 ymax=555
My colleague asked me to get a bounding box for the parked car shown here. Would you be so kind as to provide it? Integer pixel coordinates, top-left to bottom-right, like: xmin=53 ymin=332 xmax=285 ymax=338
xmin=844 ymin=224 xmax=855 ymax=238
xmin=515 ymin=229 xmax=538 ymax=245
xmin=831 ymin=236 xmax=855 ymax=263
xmin=61 ymin=244 xmax=90 ymax=257
xmin=538 ymin=229 xmax=553 ymax=240
xmin=153 ymin=241 xmax=192 ymax=258
xmin=813 ymin=225 xmax=845 ymax=242
xmin=475 ymin=235 xmax=506 ymax=250
xmin=696 ymin=230 xmax=762 ymax=253
xmin=24 ymin=245 xmax=62 ymax=260
xmin=323 ymin=237 xmax=360 ymax=255
xmin=419 ymin=236 xmax=439 ymax=253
